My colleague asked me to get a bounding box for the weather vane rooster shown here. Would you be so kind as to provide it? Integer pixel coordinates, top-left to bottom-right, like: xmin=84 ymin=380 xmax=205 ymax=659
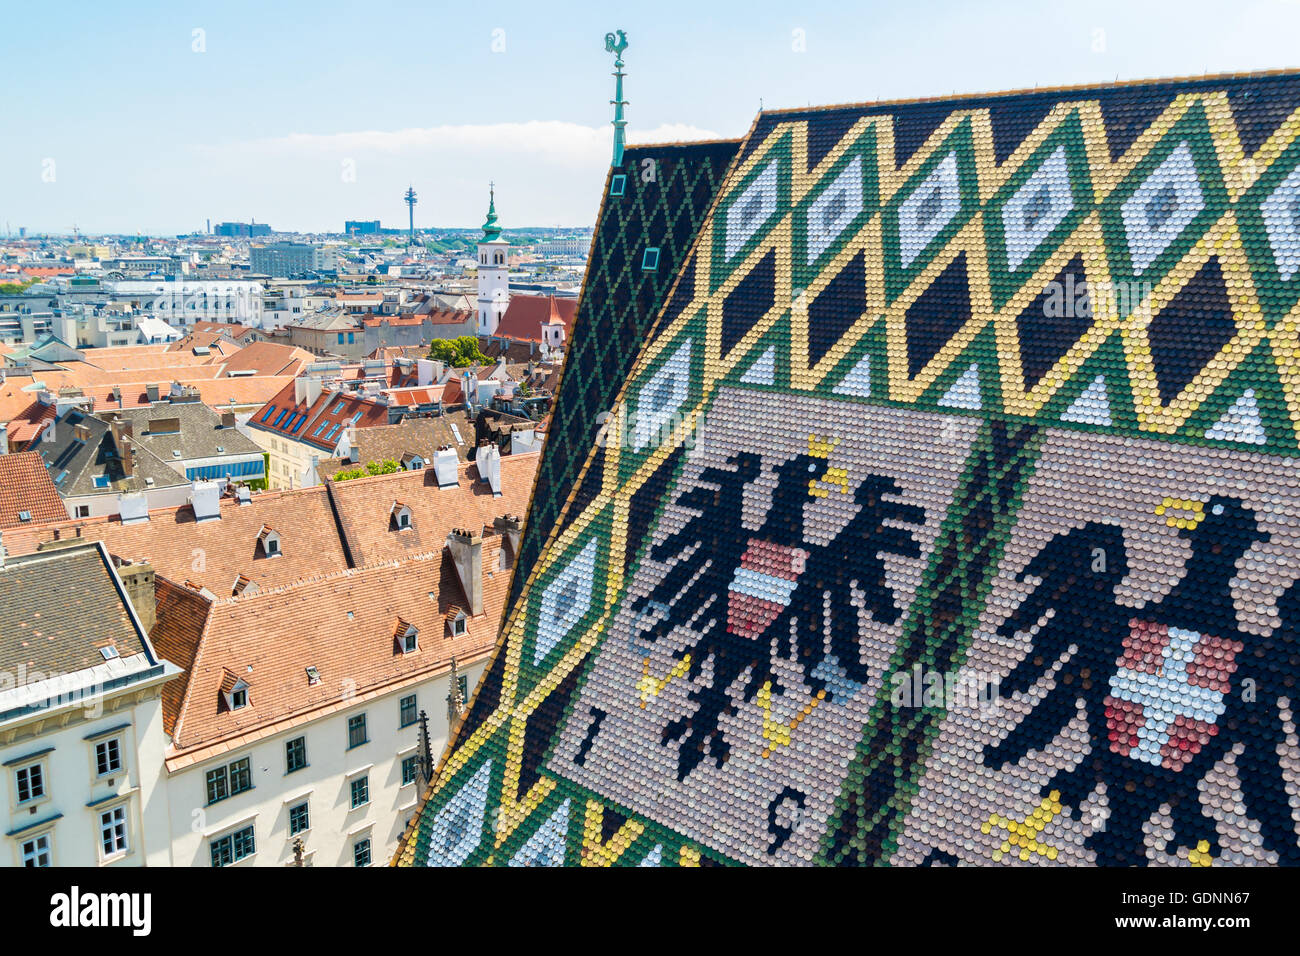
xmin=604 ymin=31 xmax=629 ymax=168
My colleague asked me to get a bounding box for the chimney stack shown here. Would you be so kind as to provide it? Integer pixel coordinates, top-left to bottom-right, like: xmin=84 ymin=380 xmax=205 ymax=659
xmin=145 ymin=383 xmax=160 ymax=404
xmin=475 ymin=442 xmax=502 ymax=496
xmin=494 ymin=514 xmax=523 ymax=568
xmin=117 ymin=561 xmax=157 ymax=633
xmin=221 ymin=411 xmax=236 ymax=429
xmin=432 ymin=445 xmax=458 ymax=488
xmin=446 ymin=527 xmax=483 ymax=617
xmin=119 ymin=437 xmax=135 ymax=478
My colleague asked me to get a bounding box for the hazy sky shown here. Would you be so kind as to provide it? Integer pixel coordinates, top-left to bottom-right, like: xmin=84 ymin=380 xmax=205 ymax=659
xmin=4 ymin=0 xmax=1299 ymax=235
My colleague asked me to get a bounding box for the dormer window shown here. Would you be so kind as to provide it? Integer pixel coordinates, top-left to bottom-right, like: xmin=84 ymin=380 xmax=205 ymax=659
xmin=221 ymin=670 xmax=251 ymax=711
xmin=445 ymin=608 xmax=468 ymax=638
xmin=258 ymin=525 xmax=282 ymax=558
xmin=391 ymin=502 xmax=413 ymax=531
xmin=394 ymin=619 xmax=419 ymax=654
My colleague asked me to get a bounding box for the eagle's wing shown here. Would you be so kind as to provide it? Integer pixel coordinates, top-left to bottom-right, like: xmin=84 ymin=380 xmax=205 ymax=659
xmin=998 ymin=522 xmax=1128 ymax=695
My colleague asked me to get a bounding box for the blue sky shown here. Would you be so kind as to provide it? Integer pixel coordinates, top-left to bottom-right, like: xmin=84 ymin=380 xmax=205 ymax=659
xmin=3 ymin=0 xmax=1299 ymax=235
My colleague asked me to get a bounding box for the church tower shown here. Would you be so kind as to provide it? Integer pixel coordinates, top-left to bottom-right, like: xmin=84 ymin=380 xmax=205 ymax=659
xmin=476 ymin=184 xmax=509 ymax=336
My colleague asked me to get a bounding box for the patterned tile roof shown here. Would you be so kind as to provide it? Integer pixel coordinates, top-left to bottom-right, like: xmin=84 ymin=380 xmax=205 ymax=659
xmin=398 ymin=72 xmax=1300 ymax=868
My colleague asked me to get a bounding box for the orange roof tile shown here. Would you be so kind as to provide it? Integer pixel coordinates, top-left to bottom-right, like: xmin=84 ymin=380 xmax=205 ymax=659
xmin=0 ymin=451 xmax=67 ymax=529
xmin=2 ymin=485 xmax=350 ymax=594
xmin=164 ymin=542 xmax=505 ymax=762
xmin=218 ymin=341 xmax=315 ymax=377
xmin=328 ymin=451 xmax=538 ymax=566
xmin=150 ymin=575 xmax=212 ymax=735
xmin=494 ymin=294 xmax=577 ymax=343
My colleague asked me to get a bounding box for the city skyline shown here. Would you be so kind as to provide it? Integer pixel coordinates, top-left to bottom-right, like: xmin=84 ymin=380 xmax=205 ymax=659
xmin=3 ymin=0 xmax=1299 ymax=234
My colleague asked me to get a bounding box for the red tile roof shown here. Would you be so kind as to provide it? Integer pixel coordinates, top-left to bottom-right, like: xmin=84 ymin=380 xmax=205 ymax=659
xmin=219 ymin=341 xmax=315 ymax=377
xmin=0 ymin=451 xmax=67 ymax=529
xmin=328 ymin=451 xmax=538 ymax=566
xmin=493 ymin=294 xmax=577 ymax=344
xmin=301 ymin=391 xmax=388 ymax=451
xmin=161 ymin=540 xmax=507 ymax=768
xmin=1 ymin=485 xmax=351 ymax=594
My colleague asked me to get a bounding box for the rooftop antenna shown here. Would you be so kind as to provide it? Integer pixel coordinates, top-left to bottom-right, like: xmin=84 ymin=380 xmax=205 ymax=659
xmin=404 ymin=185 xmax=418 ymax=245
xmin=604 ymin=30 xmax=629 ymax=168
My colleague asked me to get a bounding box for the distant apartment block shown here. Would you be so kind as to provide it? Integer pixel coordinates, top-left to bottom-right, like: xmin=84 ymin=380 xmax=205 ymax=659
xmin=532 ymin=236 xmax=590 ymax=257
xmin=213 ymin=222 xmax=272 ymax=238
xmin=344 ymin=220 xmax=381 ymax=236
xmin=250 ymin=243 xmax=337 ymax=278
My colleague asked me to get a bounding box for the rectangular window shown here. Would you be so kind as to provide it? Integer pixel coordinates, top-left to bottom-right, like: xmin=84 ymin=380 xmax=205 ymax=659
xmin=610 ymin=174 xmax=627 ymax=197
xmin=347 ymin=332 xmax=355 ymax=344
xmin=206 ymin=756 xmax=252 ymax=804
xmin=99 ymin=806 xmax=128 ymax=857
xmin=205 ymin=765 xmax=228 ymax=805
xmin=21 ymin=834 xmax=51 ymax=867
xmin=209 ymin=823 xmax=256 ymax=867
xmin=353 ymin=837 xmax=371 ymax=867
xmin=641 ymin=247 xmax=660 ymax=271
xmin=229 ymin=757 xmax=252 ymax=795
xmin=289 ymin=802 xmax=309 ymax=836
xmin=350 ymin=775 xmax=369 ymax=809
xmin=401 ymin=755 xmax=419 ymax=786
xmin=347 ymin=714 xmax=367 ymax=749
xmin=15 ymin=763 xmax=45 ymax=804
xmin=337 ymin=332 xmax=345 ymax=344
xmin=75 ymin=505 xmax=90 ymax=519
xmin=332 ymin=401 xmax=346 ymax=414
xmin=399 ymin=694 xmax=417 ymax=728
xmin=458 ymin=675 xmax=469 ymax=704
xmin=95 ymin=738 xmax=123 ymax=776
xmin=285 ymin=736 xmax=307 ymax=774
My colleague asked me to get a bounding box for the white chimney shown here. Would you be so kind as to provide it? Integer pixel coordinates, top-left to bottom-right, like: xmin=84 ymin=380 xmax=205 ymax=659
xmin=190 ymin=480 xmax=222 ymax=522
xmin=432 ymin=445 xmax=458 ymax=489
xmin=475 ymin=443 xmax=502 ymax=496
xmin=293 ymin=375 xmax=323 ymax=407
xmin=417 ymin=358 xmax=435 ymax=387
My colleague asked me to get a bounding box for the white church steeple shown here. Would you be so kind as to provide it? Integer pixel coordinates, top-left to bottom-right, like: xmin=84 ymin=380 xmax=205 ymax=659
xmin=476 ymin=183 xmax=509 ymax=336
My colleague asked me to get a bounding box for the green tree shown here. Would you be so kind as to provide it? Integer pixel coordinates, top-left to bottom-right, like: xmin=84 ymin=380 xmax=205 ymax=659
xmin=333 ymin=458 xmax=401 ymax=481
xmin=427 ymin=335 xmax=488 ymax=368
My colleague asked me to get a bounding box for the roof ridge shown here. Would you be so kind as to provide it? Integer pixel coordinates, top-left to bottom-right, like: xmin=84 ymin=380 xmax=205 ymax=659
xmin=753 ymin=67 xmax=1300 ymax=119
xmin=214 ymin=547 xmax=449 ymax=605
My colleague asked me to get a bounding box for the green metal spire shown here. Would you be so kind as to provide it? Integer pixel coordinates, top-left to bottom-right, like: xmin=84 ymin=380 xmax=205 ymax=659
xmin=604 ymin=30 xmax=629 ymax=168
xmin=481 ymin=181 xmax=502 ymax=241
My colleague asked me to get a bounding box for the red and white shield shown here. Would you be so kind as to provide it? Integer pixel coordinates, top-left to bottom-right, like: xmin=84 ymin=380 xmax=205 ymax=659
xmin=726 ymin=538 xmax=809 ymax=641
xmin=1104 ymin=618 xmax=1243 ymax=772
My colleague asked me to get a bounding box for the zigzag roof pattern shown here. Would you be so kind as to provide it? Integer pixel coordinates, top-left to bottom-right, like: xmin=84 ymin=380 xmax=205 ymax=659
xmin=397 ymin=71 xmax=1300 ymax=867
